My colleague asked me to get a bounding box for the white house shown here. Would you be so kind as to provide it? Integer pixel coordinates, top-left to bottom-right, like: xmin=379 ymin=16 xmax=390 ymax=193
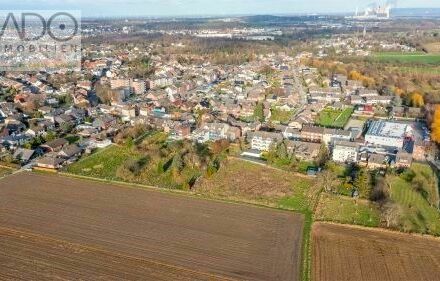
xmin=332 ymin=141 xmax=359 ymax=163
xmin=250 ymin=131 xmax=283 ymax=151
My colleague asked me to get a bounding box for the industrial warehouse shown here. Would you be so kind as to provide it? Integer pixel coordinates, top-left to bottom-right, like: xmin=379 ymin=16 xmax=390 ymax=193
xmin=365 ymin=121 xmax=411 ymax=149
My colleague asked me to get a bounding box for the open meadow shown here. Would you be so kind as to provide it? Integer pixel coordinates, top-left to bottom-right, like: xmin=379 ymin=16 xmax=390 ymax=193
xmin=373 ymin=52 xmax=440 ymax=65
xmin=0 ymin=172 xmax=304 ymax=281
xmin=312 ymin=222 xmax=440 ymax=281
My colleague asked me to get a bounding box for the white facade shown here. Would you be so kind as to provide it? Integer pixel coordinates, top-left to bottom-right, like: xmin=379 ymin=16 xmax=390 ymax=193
xmin=365 ymin=121 xmax=409 ymax=149
xmin=251 ymin=132 xmax=282 ymax=151
xmin=251 ymin=137 xmax=274 ymax=151
xmin=365 ymin=134 xmax=404 ymax=148
xmin=323 ymin=129 xmax=351 ymax=145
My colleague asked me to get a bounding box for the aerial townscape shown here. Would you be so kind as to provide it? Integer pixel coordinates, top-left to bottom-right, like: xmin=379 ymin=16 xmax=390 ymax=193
xmin=1 ymin=1 xmax=440 ymax=281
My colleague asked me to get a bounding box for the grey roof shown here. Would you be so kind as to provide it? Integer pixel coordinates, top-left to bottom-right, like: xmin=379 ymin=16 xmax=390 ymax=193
xmin=369 ymin=154 xmax=387 ymax=164
xmin=301 ymin=126 xmax=324 ymax=134
xmin=252 ymin=131 xmax=283 ymax=140
xmin=37 ymin=156 xmax=64 ymax=167
xmin=43 ymin=138 xmax=69 ymax=149
xmin=59 ymin=144 xmax=82 ymax=158
xmin=13 ymin=148 xmax=34 ymax=161
xmin=323 ymin=128 xmax=351 ymax=137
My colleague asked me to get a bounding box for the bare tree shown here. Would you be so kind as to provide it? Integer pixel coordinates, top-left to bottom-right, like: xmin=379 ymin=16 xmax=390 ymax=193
xmin=319 ymin=169 xmax=339 ymax=193
xmin=382 ymin=202 xmax=401 ymax=228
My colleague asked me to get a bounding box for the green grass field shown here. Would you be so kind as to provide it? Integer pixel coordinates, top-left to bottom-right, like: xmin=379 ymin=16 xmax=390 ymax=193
xmin=315 ymin=107 xmax=354 ymax=128
xmin=66 ymin=145 xmax=139 ymax=181
xmin=373 ymin=52 xmax=440 ymax=65
xmin=270 ymin=107 xmax=295 ymax=124
xmin=389 ymin=175 xmax=440 ymax=236
xmin=315 ymin=193 xmax=381 ymax=227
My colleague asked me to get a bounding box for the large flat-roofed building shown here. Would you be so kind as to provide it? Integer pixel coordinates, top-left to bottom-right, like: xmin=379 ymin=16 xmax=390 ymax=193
xmin=365 ymin=121 xmax=410 ymax=149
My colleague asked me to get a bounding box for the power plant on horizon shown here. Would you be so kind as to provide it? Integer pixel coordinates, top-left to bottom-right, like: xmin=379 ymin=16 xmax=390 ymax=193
xmin=348 ymin=2 xmax=394 ymax=20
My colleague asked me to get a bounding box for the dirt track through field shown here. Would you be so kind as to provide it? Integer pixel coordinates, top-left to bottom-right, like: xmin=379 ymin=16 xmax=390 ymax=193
xmin=312 ymin=222 xmax=440 ymax=281
xmin=0 ymin=172 xmax=304 ymax=281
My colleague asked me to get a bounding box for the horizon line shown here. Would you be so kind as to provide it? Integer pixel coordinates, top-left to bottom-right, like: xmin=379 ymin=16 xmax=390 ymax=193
xmin=80 ymin=8 xmax=440 ymax=20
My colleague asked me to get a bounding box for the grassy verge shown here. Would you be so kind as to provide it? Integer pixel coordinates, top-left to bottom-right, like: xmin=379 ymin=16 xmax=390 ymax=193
xmin=301 ymin=211 xmax=313 ymax=281
xmin=0 ymin=166 xmax=15 ymax=178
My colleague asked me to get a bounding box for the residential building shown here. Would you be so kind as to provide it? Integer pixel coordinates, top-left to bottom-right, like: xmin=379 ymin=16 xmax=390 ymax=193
xmin=283 ymin=127 xmax=301 ymax=140
xmin=194 ymin=123 xmax=240 ymax=143
xmin=285 ymin=140 xmax=320 ymax=160
xmin=250 ymin=131 xmax=283 ymax=151
xmin=413 ymin=141 xmax=428 ymax=161
xmin=58 ymin=144 xmax=82 ymax=159
xmin=332 ymin=141 xmax=359 ymax=163
xmin=367 ymin=154 xmax=388 ymax=169
xmin=40 ymin=138 xmax=69 ymax=153
xmin=323 ymin=128 xmax=351 ymax=145
xmin=300 ymin=126 xmax=324 ymax=143
xmin=13 ymin=148 xmax=35 ymax=163
xmin=36 ymin=156 xmax=64 ymax=169
xmin=394 ymin=151 xmax=413 ymax=168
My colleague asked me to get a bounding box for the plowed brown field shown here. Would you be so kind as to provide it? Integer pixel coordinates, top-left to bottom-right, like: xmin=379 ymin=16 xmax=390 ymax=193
xmin=312 ymin=222 xmax=440 ymax=281
xmin=0 ymin=172 xmax=304 ymax=281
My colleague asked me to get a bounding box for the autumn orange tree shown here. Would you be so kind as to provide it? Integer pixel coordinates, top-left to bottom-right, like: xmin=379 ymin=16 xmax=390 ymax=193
xmin=348 ymin=70 xmax=362 ymax=80
xmin=394 ymin=87 xmax=405 ymax=97
xmin=431 ymin=105 xmax=440 ymax=143
xmin=411 ymin=91 xmax=425 ymax=108
xmin=348 ymin=70 xmax=375 ymax=88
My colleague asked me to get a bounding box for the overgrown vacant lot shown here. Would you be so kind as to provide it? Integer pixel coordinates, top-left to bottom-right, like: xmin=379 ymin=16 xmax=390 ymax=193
xmin=312 ymin=222 xmax=440 ymax=281
xmin=315 ymin=193 xmax=380 ymax=227
xmin=66 ymin=133 xmax=226 ymax=190
xmin=195 ymin=158 xmax=317 ymax=212
xmin=0 ymin=172 xmax=304 ymax=281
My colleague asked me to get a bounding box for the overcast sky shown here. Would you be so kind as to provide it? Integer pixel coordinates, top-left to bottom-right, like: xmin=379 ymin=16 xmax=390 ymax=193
xmin=0 ymin=0 xmax=439 ymax=17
